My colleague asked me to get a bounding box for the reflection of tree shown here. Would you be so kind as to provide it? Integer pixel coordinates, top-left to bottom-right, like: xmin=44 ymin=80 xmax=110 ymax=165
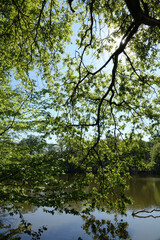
xmin=0 ymin=208 xmax=47 ymax=240
xmin=80 ymin=214 xmax=131 ymax=240
xmin=128 ymin=177 xmax=160 ymax=209
xmin=0 ymin=206 xmax=132 ymax=240
xmin=0 ymin=171 xmax=132 ymax=239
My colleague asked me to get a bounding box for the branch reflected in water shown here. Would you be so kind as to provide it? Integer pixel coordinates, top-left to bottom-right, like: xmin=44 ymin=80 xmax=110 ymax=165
xmin=132 ymin=209 xmax=160 ymax=219
xmin=81 ymin=214 xmax=131 ymax=240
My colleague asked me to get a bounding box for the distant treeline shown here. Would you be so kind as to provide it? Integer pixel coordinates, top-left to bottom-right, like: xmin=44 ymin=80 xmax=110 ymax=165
xmin=1 ymin=134 xmax=159 ymax=175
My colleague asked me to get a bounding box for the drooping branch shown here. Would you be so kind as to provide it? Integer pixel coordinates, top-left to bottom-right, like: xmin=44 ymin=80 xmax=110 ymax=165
xmin=31 ymin=0 xmax=47 ymax=48
xmin=76 ymin=0 xmax=95 ymax=100
xmin=79 ymin=0 xmax=95 ymax=48
xmin=70 ymin=22 xmax=139 ymax=135
xmin=96 ymin=54 xmax=118 ymax=140
xmin=70 ymin=21 xmax=139 ymax=104
xmin=66 ymin=0 xmax=160 ymax=158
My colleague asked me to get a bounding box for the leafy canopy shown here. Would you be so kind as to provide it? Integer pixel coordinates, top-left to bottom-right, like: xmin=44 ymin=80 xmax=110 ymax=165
xmin=1 ymin=0 xmax=159 ymax=141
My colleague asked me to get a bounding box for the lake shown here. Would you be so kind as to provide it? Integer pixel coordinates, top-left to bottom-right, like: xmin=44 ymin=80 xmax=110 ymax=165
xmin=1 ymin=176 xmax=160 ymax=240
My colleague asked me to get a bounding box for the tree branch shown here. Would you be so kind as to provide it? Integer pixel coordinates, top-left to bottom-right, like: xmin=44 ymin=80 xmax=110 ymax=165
xmin=125 ymin=0 xmax=160 ymax=27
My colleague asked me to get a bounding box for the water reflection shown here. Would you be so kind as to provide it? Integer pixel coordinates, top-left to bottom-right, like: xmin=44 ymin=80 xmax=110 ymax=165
xmin=128 ymin=176 xmax=160 ymax=209
xmin=0 ymin=207 xmax=131 ymax=240
xmin=1 ymin=176 xmax=160 ymax=239
xmin=81 ymin=214 xmax=131 ymax=240
xmin=0 ymin=207 xmax=47 ymax=240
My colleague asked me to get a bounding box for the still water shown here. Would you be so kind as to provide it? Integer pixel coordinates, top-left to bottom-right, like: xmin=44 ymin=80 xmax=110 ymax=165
xmin=1 ymin=176 xmax=160 ymax=240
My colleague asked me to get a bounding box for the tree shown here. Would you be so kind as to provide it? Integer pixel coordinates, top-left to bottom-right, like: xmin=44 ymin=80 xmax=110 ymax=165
xmin=151 ymin=142 xmax=160 ymax=172
xmin=19 ymin=135 xmax=47 ymax=154
xmin=0 ymin=0 xmax=160 ymax=212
